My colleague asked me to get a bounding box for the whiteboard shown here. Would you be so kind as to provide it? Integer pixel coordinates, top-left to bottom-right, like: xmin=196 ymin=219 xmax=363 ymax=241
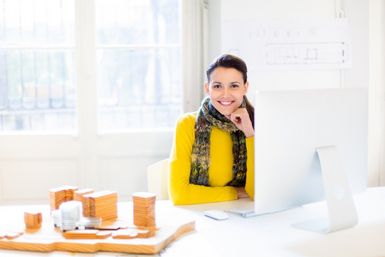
xmin=222 ymin=18 xmax=351 ymax=71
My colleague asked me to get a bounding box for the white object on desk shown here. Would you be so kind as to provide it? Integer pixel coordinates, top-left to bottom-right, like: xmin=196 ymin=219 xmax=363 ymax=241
xmin=253 ymin=88 xmax=367 ymax=233
xmin=292 ymin=145 xmax=358 ymax=233
xmin=203 ymin=210 xmax=229 ymax=220
xmin=165 ymin=188 xmax=385 ymax=257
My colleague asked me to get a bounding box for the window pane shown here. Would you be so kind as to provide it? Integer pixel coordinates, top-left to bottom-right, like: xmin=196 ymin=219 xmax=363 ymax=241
xmin=0 ymin=0 xmax=75 ymax=132
xmin=96 ymin=0 xmax=182 ymax=130
xmin=0 ymin=0 xmax=74 ymax=45
xmin=97 ymin=48 xmax=181 ymax=129
xmin=96 ymin=0 xmax=180 ymax=45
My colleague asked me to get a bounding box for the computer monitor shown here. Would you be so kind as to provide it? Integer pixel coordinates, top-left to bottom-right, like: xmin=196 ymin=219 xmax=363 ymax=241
xmin=253 ymin=88 xmax=368 ymax=233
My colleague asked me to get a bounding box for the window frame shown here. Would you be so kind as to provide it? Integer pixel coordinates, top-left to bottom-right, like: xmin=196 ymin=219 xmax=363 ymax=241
xmin=0 ymin=0 xmax=203 ymax=135
xmin=76 ymin=0 xmax=204 ymax=136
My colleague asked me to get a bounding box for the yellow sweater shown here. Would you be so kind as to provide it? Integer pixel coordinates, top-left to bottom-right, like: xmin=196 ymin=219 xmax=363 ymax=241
xmin=169 ymin=112 xmax=254 ymax=205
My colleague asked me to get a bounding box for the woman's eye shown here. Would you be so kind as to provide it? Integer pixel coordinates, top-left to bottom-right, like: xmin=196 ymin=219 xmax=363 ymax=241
xmin=212 ymin=84 xmax=221 ymax=89
xmin=230 ymin=84 xmax=240 ymax=88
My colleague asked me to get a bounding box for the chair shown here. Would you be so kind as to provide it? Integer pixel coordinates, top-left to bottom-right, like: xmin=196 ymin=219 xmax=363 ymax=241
xmin=146 ymin=159 xmax=169 ymax=200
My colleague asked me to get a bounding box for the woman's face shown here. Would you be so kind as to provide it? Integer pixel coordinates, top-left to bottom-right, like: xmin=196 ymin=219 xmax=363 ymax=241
xmin=204 ymin=67 xmax=248 ymax=118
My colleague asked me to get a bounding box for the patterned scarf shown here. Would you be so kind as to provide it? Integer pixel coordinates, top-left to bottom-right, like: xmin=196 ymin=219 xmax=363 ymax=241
xmin=189 ymin=97 xmax=247 ymax=187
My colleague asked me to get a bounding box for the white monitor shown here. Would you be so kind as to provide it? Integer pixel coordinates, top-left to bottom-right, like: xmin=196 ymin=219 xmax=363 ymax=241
xmin=253 ymin=88 xmax=368 ymax=233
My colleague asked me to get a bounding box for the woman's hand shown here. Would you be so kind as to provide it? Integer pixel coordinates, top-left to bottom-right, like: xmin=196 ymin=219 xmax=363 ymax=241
xmin=235 ymin=187 xmax=249 ymax=199
xmin=229 ymin=108 xmax=254 ymax=137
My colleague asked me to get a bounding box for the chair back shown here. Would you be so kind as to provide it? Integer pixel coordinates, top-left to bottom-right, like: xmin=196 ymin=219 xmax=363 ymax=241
xmin=146 ymin=159 xmax=169 ymax=200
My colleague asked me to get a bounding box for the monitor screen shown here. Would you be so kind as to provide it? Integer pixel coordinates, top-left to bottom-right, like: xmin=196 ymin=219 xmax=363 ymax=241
xmin=253 ymin=88 xmax=368 ymax=215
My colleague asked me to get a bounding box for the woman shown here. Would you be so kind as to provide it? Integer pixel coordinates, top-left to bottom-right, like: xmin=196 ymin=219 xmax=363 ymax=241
xmin=169 ymin=54 xmax=254 ymax=205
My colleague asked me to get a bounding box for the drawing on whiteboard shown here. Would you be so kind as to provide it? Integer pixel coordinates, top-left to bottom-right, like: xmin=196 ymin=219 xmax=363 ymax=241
xmin=222 ymin=18 xmax=351 ymax=71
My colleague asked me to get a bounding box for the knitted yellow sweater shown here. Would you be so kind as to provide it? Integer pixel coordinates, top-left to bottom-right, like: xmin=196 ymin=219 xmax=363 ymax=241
xmin=169 ymin=112 xmax=254 ymax=205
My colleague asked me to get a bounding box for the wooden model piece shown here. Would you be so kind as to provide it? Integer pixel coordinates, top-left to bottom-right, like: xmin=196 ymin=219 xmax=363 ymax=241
xmin=132 ymin=192 xmax=156 ymax=229
xmin=63 ymin=230 xmax=112 ymax=239
xmin=0 ymin=220 xmax=195 ymax=253
xmin=5 ymin=232 xmax=23 ymax=240
xmin=112 ymin=228 xmax=154 ymax=239
xmin=83 ymin=191 xmax=118 ymax=221
xmin=0 ymin=231 xmax=23 ymax=240
xmin=24 ymin=211 xmax=42 ymax=230
xmin=73 ymin=188 xmax=94 ymax=216
xmin=49 ymin=185 xmax=78 ymax=210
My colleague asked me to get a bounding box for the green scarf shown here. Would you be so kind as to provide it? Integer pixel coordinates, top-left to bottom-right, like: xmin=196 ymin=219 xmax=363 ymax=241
xmin=189 ymin=97 xmax=247 ymax=187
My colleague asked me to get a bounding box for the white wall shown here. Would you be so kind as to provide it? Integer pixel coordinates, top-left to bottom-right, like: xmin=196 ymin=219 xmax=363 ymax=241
xmin=209 ymin=0 xmax=368 ymax=93
xmin=0 ymin=132 xmax=172 ymax=204
xmin=207 ymin=0 xmax=385 ymax=186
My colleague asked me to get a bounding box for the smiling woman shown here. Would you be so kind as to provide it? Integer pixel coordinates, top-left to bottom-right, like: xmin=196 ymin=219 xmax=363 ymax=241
xmin=168 ymin=54 xmax=255 ymax=205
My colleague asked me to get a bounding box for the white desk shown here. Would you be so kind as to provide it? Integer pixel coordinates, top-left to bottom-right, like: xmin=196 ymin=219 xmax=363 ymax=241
xmin=159 ymin=187 xmax=385 ymax=257
xmin=0 ymin=187 xmax=385 ymax=257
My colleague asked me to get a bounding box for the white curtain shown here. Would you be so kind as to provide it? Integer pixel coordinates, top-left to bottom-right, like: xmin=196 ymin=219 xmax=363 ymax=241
xmin=368 ymin=0 xmax=385 ymax=186
xmin=181 ymin=0 xmax=208 ymax=112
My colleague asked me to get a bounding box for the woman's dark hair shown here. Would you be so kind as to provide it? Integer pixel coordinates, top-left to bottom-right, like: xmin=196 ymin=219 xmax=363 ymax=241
xmin=206 ymin=54 xmax=247 ymax=83
xmin=206 ymin=54 xmax=254 ymax=127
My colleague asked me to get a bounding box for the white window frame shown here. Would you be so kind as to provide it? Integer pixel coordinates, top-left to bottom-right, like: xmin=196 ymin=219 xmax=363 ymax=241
xmin=75 ymin=0 xmax=205 ymax=135
xmin=368 ymin=0 xmax=385 ymax=186
xmin=0 ymin=0 xmax=205 ymax=203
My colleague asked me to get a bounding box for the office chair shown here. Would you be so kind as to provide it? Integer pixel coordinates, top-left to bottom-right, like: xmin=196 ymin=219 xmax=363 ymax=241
xmin=146 ymin=159 xmax=169 ymax=200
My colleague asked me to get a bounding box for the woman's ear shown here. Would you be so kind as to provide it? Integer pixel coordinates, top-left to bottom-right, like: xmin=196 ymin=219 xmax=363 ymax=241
xmin=244 ymin=81 xmax=249 ymax=93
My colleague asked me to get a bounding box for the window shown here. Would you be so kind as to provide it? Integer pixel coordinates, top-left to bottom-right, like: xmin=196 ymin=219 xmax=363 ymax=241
xmin=0 ymin=0 xmax=182 ymax=132
xmin=96 ymin=0 xmax=182 ymax=130
xmin=0 ymin=0 xmax=76 ymax=131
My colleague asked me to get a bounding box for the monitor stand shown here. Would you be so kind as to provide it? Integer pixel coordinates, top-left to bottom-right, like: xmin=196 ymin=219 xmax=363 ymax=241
xmin=292 ymin=145 xmax=358 ymax=233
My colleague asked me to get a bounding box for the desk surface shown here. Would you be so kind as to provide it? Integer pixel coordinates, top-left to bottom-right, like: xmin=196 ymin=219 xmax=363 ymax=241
xmin=1 ymin=187 xmax=385 ymax=257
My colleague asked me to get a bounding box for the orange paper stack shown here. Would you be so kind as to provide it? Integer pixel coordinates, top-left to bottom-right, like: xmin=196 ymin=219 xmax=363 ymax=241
xmin=49 ymin=186 xmax=78 ymax=210
xmin=83 ymin=191 xmax=118 ymax=221
xmin=132 ymin=192 xmax=156 ymax=229
xmin=74 ymin=188 xmax=94 ymax=216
